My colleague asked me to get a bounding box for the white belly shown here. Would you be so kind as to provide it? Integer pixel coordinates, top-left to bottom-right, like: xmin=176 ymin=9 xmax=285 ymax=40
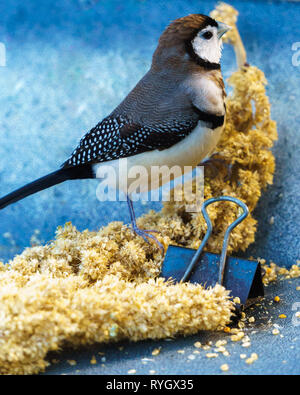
xmin=93 ymin=121 xmax=223 ymax=194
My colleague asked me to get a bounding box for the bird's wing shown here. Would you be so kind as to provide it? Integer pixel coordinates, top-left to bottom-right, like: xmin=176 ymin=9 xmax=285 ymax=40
xmin=63 ymin=114 xmax=199 ymax=168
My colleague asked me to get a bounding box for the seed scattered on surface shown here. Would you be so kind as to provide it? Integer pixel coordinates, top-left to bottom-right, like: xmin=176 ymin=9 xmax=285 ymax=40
xmin=194 ymin=341 xmax=202 ymax=349
xmin=231 ymin=332 xmax=245 ymax=342
xmin=206 ymin=353 xmax=218 ymax=358
xmin=274 ymin=296 xmax=280 ymax=303
xmin=246 ymin=353 xmax=258 ymax=365
xmin=279 ymin=314 xmax=286 ymax=319
xmin=233 ymin=297 xmax=241 ymax=304
xmin=242 ymin=342 xmax=251 ymax=348
xmin=128 ymin=369 xmax=136 ymax=374
xmin=269 ymin=216 xmax=274 ymax=225
xmin=149 ymin=370 xmax=156 ymax=375
xmin=216 ymin=340 xmax=227 ymax=347
xmin=296 ymin=286 xmax=300 ymax=291
xmin=141 ymin=358 xmax=153 ymax=365
xmin=203 ymin=345 xmax=211 ymax=350
xmin=188 ymin=354 xmax=196 ymax=360
xmin=272 ymin=329 xmax=280 ymax=335
xmin=223 ymin=327 xmax=231 ymax=333
xmin=152 ymin=348 xmax=161 ymax=356
xmin=177 ymin=350 xmax=185 ymax=354
xmin=240 ymin=354 xmax=247 ymax=359
xmin=67 ymin=360 xmax=77 ymax=366
xmin=90 ymin=356 xmax=97 ymax=365
xmin=221 ymin=364 xmax=229 ymax=372
xmin=249 ymin=317 xmax=255 ymax=323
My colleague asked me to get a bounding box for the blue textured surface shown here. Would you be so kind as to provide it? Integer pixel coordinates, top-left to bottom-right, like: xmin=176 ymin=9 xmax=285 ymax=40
xmin=44 ymin=279 xmax=300 ymax=375
xmin=0 ymin=0 xmax=299 ymax=375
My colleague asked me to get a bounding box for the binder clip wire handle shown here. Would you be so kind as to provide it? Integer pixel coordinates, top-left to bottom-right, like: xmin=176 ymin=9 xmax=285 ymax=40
xmin=181 ymin=196 xmax=249 ymax=284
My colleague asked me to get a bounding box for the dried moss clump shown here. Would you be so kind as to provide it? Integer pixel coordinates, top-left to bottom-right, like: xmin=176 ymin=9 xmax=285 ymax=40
xmin=0 ymin=4 xmax=278 ymax=375
xmin=0 ymin=261 xmax=233 ymax=375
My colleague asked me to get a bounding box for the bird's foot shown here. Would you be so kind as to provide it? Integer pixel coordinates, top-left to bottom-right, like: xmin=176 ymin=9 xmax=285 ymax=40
xmin=131 ymin=225 xmax=164 ymax=254
xmin=199 ymin=154 xmax=233 ymax=181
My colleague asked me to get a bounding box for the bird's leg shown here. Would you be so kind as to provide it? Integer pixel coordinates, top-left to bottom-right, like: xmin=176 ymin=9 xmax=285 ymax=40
xmin=126 ymin=195 xmax=164 ymax=253
xmin=199 ymin=153 xmax=233 ymax=181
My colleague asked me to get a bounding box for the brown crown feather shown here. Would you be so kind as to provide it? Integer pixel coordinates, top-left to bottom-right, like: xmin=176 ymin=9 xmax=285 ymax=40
xmin=158 ymin=14 xmax=218 ymax=47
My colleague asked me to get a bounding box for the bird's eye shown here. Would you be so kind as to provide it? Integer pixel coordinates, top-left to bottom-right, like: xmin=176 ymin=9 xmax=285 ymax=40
xmin=202 ymin=31 xmax=213 ymax=40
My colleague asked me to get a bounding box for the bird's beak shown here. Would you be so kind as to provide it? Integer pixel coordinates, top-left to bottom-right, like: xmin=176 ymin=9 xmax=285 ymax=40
xmin=216 ymin=21 xmax=231 ymax=39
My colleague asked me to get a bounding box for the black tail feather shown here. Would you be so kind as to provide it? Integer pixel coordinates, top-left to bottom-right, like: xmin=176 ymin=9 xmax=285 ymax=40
xmin=0 ymin=165 xmax=93 ymax=210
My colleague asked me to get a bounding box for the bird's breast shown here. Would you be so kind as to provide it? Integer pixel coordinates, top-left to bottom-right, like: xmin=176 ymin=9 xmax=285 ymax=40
xmin=93 ymin=120 xmax=224 ymax=194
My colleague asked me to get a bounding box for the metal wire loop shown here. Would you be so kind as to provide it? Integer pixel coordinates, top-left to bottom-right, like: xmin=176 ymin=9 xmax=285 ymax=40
xmin=181 ymin=196 xmax=249 ymax=284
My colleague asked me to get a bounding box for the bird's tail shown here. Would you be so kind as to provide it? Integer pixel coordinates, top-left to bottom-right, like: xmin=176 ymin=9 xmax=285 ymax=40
xmin=0 ymin=165 xmax=93 ymax=210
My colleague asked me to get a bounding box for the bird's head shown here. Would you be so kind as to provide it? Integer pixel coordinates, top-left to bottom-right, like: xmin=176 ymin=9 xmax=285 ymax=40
xmin=153 ymin=14 xmax=230 ymax=71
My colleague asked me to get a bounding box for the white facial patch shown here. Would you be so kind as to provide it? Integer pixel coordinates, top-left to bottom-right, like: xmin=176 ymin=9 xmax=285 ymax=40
xmin=191 ymin=26 xmax=222 ymax=64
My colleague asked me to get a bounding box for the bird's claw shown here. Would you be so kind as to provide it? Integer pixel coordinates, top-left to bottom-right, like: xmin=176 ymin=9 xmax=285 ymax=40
xmin=131 ymin=226 xmax=164 ymax=254
xmin=199 ymin=154 xmax=233 ymax=181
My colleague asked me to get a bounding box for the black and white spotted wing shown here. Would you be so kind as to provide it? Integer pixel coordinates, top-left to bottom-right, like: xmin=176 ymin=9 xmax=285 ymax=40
xmin=63 ymin=114 xmax=198 ymax=168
